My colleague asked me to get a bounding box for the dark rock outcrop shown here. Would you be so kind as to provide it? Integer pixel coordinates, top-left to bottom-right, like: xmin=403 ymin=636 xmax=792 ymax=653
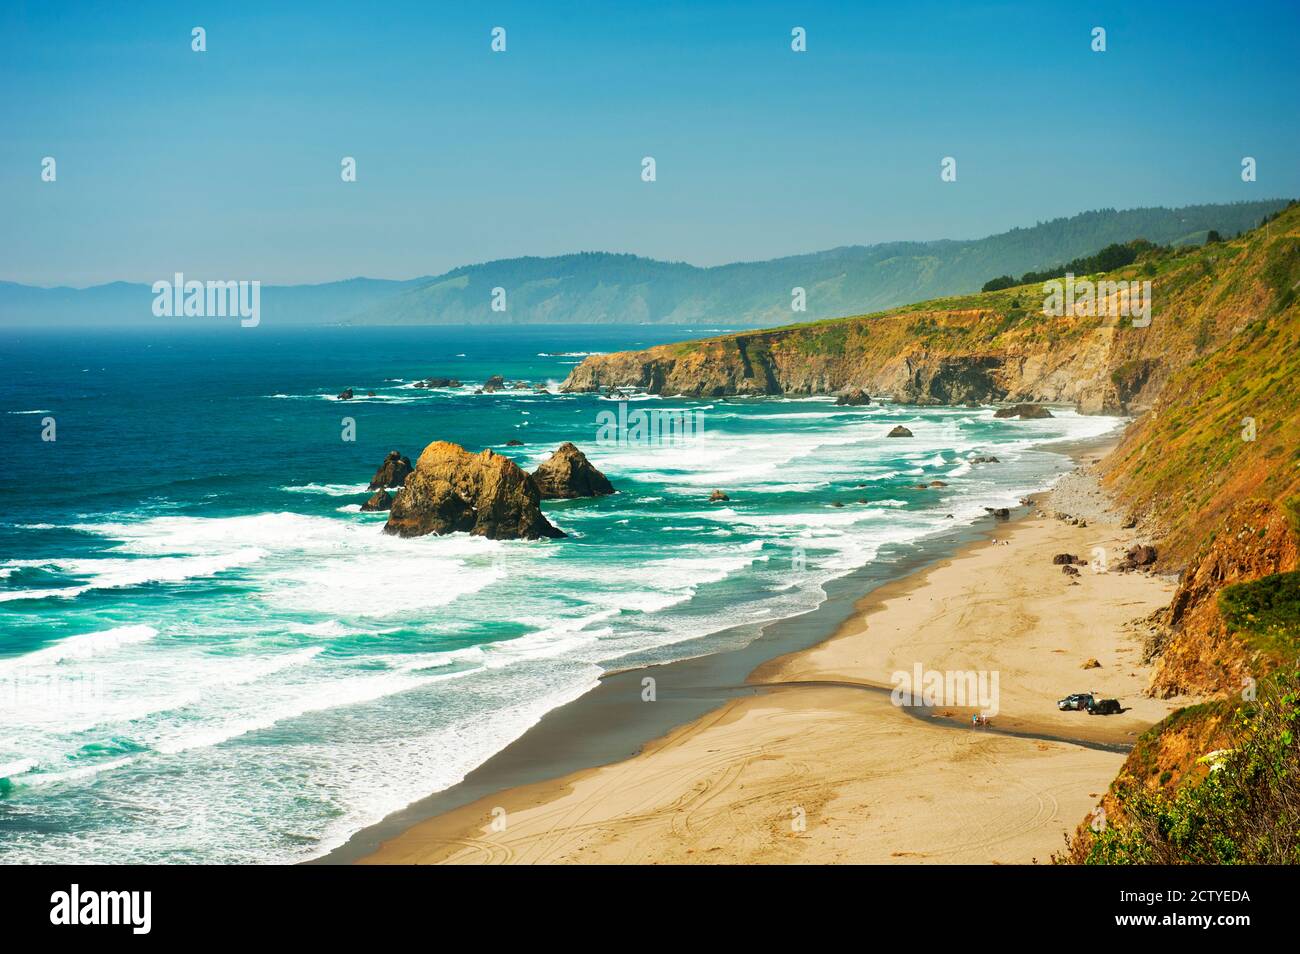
xmin=505 ymin=439 xmax=525 ymax=446
xmin=337 ymin=388 xmax=354 ymax=401
xmin=970 ymin=455 xmax=1000 ymax=464
xmin=994 ymin=403 xmax=1054 ymax=419
xmin=361 ymin=490 xmax=393 ymax=512
xmin=483 ymin=375 xmax=505 ymax=392
xmin=835 ymin=388 xmax=871 ymax=406
xmin=384 ymin=441 xmax=564 ymax=540
xmin=709 ymin=490 xmax=729 ymax=502
xmin=985 ymin=507 xmax=1011 ymax=520
xmin=1117 ymin=544 xmax=1158 ymax=572
xmin=368 ymin=451 xmax=413 ymax=491
xmin=1052 ymin=553 xmax=1079 ymax=565
xmin=898 ymin=355 xmax=1007 ymax=406
xmin=886 ymin=425 xmax=913 ymax=438
xmin=531 ymin=443 xmax=615 ymax=500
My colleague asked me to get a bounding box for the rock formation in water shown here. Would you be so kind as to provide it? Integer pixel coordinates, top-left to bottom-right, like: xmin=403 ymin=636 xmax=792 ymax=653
xmin=531 ymin=443 xmax=615 ymax=499
xmin=993 ymin=403 xmax=1054 ymax=419
xmin=384 ymin=441 xmax=564 ymax=540
xmin=361 ymin=490 xmax=393 ymax=512
xmin=368 ymin=451 xmax=413 ymax=490
xmin=886 ymin=425 xmax=913 ymax=437
xmin=835 ymin=387 xmax=871 ymax=406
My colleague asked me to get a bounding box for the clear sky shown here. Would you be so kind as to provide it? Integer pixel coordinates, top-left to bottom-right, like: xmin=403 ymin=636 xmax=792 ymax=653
xmin=3 ymin=0 xmax=1297 ymax=286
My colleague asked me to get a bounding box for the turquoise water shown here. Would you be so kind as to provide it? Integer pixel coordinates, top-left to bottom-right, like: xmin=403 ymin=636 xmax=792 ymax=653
xmin=0 ymin=325 xmax=1120 ymax=863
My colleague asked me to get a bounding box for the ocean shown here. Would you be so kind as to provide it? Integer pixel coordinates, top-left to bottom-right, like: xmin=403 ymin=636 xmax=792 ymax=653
xmin=0 ymin=324 xmax=1121 ymax=863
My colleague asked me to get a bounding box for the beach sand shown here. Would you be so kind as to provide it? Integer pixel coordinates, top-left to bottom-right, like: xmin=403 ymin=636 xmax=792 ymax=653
xmin=360 ymin=456 xmax=1184 ymax=865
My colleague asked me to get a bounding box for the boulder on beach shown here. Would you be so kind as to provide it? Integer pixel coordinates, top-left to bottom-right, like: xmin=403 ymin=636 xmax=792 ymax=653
xmin=1052 ymin=553 xmax=1078 ymax=565
xmin=835 ymin=387 xmax=871 ymax=406
xmin=886 ymin=425 xmax=913 ymax=438
xmin=1063 ymin=564 xmax=1081 ymax=577
xmin=1128 ymin=544 xmax=1158 ymax=565
xmin=993 ymin=403 xmax=1054 ymax=419
xmin=384 ymin=441 xmax=564 ymax=540
xmin=368 ymin=451 xmax=413 ymax=491
xmin=337 ymin=388 xmax=354 ymax=401
xmin=531 ymin=442 xmax=615 ymax=500
xmin=1117 ymin=544 xmax=1158 ymax=572
xmin=360 ymin=490 xmax=393 ymax=512
xmin=709 ymin=490 xmax=730 ymax=502
xmin=985 ymin=507 xmax=1010 ymax=520
xmin=1081 ymin=657 xmax=1101 ymax=668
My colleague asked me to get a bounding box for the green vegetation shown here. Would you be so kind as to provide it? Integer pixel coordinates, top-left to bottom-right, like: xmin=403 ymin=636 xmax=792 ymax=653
xmin=980 ymin=274 xmax=1017 ymax=292
xmin=1079 ymin=670 xmax=1300 ymax=864
xmin=982 ymin=239 xmax=1160 ymax=291
xmin=1220 ymin=571 xmax=1300 ymax=655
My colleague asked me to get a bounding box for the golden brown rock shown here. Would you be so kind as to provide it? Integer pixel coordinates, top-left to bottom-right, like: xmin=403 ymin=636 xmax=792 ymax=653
xmin=531 ymin=443 xmax=615 ymax=500
xmin=384 ymin=441 xmax=563 ymax=540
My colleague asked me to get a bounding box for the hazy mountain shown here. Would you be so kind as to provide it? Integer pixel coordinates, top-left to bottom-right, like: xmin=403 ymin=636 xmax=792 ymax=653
xmin=1 ymin=201 xmax=1288 ymax=329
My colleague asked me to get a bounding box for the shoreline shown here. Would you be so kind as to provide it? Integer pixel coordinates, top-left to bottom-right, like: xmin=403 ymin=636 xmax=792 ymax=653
xmin=321 ymin=428 xmax=1161 ymax=865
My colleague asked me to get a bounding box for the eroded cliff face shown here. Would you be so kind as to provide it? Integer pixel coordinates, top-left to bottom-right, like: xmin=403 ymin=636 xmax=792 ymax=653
xmin=1144 ymin=500 xmax=1299 ymax=698
xmin=563 ymin=307 xmax=1170 ymax=414
xmin=564 ymin=216 xmax=1300 ymax=424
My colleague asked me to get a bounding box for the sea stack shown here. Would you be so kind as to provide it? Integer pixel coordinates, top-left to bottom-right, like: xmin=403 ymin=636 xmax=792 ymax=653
xmin=368 ymin=451 xmax=413 ymax=490
xmin=993 ymin=403 xmax=1054 ymax=419
xmin=531 ymin=443 xmax=615 ymax=499
xmin=835 ymin=387 xmax=871 ymax=406
xmin=383 ymin=440 xmax=564 ymax=540
xmin=886 ymin=425 xmax=913 ymax=437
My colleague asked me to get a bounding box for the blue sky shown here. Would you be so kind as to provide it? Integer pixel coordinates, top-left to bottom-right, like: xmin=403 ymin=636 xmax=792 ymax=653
xmin=2 ymin=0 xmax=1297 ymax=285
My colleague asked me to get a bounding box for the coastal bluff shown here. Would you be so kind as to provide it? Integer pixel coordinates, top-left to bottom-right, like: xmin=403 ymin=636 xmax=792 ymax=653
xmin=559 ymin=316 xmax=1151 ymax=413
xmin=558 ymin=223 xmax=1291 ymax=415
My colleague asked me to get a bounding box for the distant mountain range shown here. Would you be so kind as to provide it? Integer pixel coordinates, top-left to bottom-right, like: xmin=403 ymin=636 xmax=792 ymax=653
xmin=2 ymin=200 xmax=1289 ymax=329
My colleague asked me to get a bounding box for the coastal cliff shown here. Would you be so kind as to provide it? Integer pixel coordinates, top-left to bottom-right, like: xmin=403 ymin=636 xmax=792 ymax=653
xmin=563 ymin=206 xmax=1297 ymax=427
xmin=566 ymin=202 xmax=1300 ymax=864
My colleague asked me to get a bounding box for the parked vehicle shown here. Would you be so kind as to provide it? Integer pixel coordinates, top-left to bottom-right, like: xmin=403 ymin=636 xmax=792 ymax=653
xmin=1057 ymin=692 xmax=1092 ymax=711
xmin=1087 ymin=696 xmax=1122 ymax=715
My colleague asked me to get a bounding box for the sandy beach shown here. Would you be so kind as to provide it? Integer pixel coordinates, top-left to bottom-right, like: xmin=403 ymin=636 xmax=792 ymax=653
xmin=359 ymin=448 xmax=1185 ymax=865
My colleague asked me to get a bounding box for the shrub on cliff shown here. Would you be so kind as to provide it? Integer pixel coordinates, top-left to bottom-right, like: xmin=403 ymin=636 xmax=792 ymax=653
xmin=1078 ymin=669 xmax=1300 ymax=864
xmin=1219 ymin=570 xmax=1300 ymax=656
